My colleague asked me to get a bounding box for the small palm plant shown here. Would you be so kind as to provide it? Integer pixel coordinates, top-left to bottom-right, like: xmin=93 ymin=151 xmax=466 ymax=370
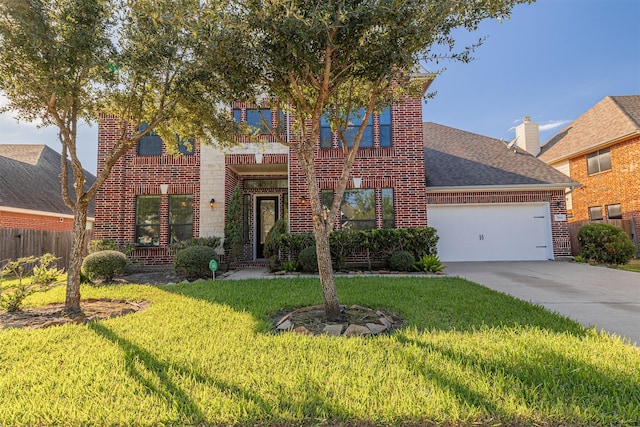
xmin=414 ymin=254 xmax=446 ymax=274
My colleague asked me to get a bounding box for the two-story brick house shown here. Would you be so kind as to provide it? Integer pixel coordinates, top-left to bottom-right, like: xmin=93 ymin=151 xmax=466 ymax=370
xmin=94 ymin=92 xmax=576 ymax=264
xmin=537 ymin=95 xmax=640 ymax=249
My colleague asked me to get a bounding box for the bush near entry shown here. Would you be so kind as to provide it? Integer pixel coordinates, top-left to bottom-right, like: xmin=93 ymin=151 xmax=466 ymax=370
xmin=173 ymin=246 xmax=218 ymax=279
xmin=577 ymin=222 xmax=635 ymax=265
xmin=81 ymin=250 xmax=129 ymax=282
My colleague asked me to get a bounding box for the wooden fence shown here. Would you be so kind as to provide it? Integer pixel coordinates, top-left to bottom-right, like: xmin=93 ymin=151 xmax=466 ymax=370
xmin=0 ymin=228 xmax=93 ymax=270
xmin=567 ymin=218 xmax=639 ymax=257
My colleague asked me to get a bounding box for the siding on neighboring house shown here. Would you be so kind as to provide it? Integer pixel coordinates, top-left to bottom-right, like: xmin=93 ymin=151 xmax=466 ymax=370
xmin=539 ymin=95 xmax=640 ymax=241
xmin=568 ymin=134 xmax=640 ymax=226
xmin=0 ymin=144 xmax=96 ymax=232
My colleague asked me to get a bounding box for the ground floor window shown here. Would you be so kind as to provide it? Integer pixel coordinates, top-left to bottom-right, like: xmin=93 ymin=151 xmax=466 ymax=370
xmin=322 ymin=188 xmax=393 ymax=230
xmin=381 ymin=188 xmax=395 ymax=228
xmin=169 ymin=195 xmax=194 ymax=244
xmin=136 ymin=195 xmax=160 ymax=246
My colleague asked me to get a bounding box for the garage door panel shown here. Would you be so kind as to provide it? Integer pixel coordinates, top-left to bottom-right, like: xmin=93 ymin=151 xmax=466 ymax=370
xmin=427 ymin=203 xmax=552 ymax=262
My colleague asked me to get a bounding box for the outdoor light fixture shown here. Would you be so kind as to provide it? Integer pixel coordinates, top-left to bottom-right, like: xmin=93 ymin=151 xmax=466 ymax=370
xmin=209 ymin=198 xmax=216 ymax=207
xmin=300 ymin=195 xmax=308 ymax=204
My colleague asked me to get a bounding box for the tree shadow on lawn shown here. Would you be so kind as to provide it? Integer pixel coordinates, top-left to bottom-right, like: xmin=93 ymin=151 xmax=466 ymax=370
xmin=394 ymin=333 xmax=640 ymax=425
xmin=87 ymin=322 xmax=287 ymax=425
xmin=161 ymin=276 xmax=588 ymax=338
xmin=87 ymin=321 xmax=373 ymax=426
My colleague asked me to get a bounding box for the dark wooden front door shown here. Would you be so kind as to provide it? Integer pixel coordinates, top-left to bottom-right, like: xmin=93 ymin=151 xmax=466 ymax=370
xmin=256 ymin=197 xmax=278 ymax=259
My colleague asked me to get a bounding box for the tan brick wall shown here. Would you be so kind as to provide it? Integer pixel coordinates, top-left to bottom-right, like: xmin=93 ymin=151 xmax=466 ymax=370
xmin=569 ymin=135 xmax=640 ymax=240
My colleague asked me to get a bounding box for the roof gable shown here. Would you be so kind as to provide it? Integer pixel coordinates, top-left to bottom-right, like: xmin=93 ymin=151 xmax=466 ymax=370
xmin=0 ymin=144 xmax=96 ymax=217
xmin=423 ymin=123 xmax=577 ymax=189
xmin=538 ymin=95 xmax=640 ymax=163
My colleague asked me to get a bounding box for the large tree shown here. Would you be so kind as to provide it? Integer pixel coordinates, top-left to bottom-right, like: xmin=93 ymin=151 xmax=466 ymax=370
xmin=224 ymin=0 xmax=532 ymax=320
xmin=0 ymin=0 xmax=242 ymax=313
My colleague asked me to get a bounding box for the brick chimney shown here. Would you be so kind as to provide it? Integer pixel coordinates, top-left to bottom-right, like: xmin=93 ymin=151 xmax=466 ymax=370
xmin=515 ymin=116 xmax=540 ymax=156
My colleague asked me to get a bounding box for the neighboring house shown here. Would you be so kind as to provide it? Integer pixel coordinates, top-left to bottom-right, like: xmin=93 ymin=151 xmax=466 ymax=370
xmin=0 ymin=144 xmax=96 ymax=231
xmin=423 ymin=122 xmax=577 ymax=262
xmin=93 ymin=89 xmax=576 ymax=265
xmin=536 ymin=95 xmax=640 ymax=246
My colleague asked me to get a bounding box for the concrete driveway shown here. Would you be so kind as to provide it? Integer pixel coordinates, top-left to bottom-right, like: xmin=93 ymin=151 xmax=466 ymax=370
xmin=445 ymin=261 xmax=640 ymax=346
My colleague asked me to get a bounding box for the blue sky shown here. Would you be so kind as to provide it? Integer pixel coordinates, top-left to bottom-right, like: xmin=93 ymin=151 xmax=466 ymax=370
xmin=1 ymin=0 xmax=639 ymax=175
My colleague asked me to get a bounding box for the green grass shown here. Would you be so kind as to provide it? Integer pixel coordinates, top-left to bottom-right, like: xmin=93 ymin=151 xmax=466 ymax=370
xmin=1 ymin=277 xmax=639 ymax=426
xmin=618 ymin=262 xmax=640 ymax=273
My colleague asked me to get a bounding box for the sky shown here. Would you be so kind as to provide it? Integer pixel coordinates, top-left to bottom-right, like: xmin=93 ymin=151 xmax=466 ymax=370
xmin=1 ymin=0 xmax=639 ymax=175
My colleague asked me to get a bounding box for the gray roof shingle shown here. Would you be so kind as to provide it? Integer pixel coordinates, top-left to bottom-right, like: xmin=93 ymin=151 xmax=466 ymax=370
xmin=423 ymin=123 xmax=578 ymax=189
xmin=0 ymin=144 xmax=96 ymax=217
xmin=538 ymin=95 xmax=640 ymax=163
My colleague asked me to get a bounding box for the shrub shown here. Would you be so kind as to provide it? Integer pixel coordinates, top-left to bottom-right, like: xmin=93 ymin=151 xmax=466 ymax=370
xmin=173 ymin=245 xmax=218 ymax=279
xmin=401 ymin=227 xmax=439 ymax=258
xmin=280 ymin=260 xmax=299 ymax=272
xmin=171 ymin=237 xmax=221 ymax=254
xmin=298 ymin=246 xmax=318 ymax=273
xmin=81 ymin=250 xmax=128 ymax=282
xmin=223 ymin=184 xmax=243 ymax=260
xmin=1 ymin=255 xmax=56 ymax=312
xmin=31 ymin=253 xmax=64 ymax=284
xmin=330 ymin=230 xmax=366 ymax=270
xmin=89 ymin=240 xmax=135 ymax=255
xmin=414 ymin=254 xmax=446 ymax=273
xmin=389 ymin=250 xmax=416 ymax=271
xmin=264 ymin=219 xmax=288 ymax=272
xmin=578 ymin=223 xmax=636 ymax=265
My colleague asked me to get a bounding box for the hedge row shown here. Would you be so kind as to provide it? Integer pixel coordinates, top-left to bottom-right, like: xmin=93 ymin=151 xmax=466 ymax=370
xmin=265 ymin=226 xmax=439 ymax=271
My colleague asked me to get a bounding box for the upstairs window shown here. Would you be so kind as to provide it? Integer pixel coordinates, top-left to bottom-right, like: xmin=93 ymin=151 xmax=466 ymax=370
xmin=606 ymin=204 xmax=622 ymax=219
xmin=589 ymin=206 xmax=603 ymax=221
xmin=339 ymin=108 xmax=373 ymax=148
xmin=320 ymin=114 xmax=333 ymax=148
xmin=137 ymin=123 xmax=162 ymax=156
xmin=321 ymin=107 xmax=391 ymax=148
xmin=135 ymin=196 xmax=161 ymax=246
xmin=379 ymin=108 xmax=392 ymax=147
xmin=587 ymin=148 xmax=611 ymax=175
xmin=234 ymin=107 xmax=285 ymax=135
xmin=247 ymin=108 xmax=273 ymax=133
xmin=177 ymin=138 xmax=195 ymax=155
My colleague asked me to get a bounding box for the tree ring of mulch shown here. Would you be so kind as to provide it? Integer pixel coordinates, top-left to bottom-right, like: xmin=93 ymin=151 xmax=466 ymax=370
xmin=272 ymin=304 xmax=406 ymax=337
xmin=0 ymin=299 xmax=151 ymax=330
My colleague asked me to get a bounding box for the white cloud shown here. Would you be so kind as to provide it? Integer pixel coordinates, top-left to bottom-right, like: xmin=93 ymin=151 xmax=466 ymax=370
xmin=539 ymin=120 xmax=571 ymax=132
xmin=508 ymin=119 xmax=571 ymax=133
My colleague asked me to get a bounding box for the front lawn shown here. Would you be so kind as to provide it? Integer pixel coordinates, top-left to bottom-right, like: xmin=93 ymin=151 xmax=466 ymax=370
xmin=618 ymin=259 xmax=640 ymax=273
xmin=1 ymin=277 xmax=638 ymax=426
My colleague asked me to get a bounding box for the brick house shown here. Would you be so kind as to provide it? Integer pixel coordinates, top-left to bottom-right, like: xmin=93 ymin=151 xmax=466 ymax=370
xmin=0 ymin=144 xmax=96 ymax=231
xmin=94 ymin=93 xmax=575 ymax=264
xmin=536 ymin=95 xmax=640 ymax=248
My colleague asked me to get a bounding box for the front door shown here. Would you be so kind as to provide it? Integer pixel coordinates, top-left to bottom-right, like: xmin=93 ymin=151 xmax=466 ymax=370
xmin=256 ymin=196 xmax=278 ymax=259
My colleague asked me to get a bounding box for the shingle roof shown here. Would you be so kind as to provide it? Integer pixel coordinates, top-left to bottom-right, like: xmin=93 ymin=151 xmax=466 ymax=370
xmin=423 ymin=122 xmax=578 ymax=189
xmin=0 ymin=144 xmax=96 ymax=217
xmin=538 ymin=95 xmax=640 ymax=163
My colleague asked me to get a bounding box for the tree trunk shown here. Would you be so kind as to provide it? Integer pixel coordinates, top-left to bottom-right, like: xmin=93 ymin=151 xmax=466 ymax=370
xmin=313 ymin=222 xmax=341 ymax=321
xmin=64 ymin=204 xmax=88 ymax=314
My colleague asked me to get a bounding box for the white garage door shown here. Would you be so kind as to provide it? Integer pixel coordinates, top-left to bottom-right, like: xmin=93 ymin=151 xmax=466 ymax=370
xmin=427 ymin=203 xmax=553 ymax=262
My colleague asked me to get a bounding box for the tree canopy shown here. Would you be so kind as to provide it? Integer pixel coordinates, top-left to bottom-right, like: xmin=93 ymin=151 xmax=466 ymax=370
xmin=218 ymin=0 xmax=533 ymax=319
